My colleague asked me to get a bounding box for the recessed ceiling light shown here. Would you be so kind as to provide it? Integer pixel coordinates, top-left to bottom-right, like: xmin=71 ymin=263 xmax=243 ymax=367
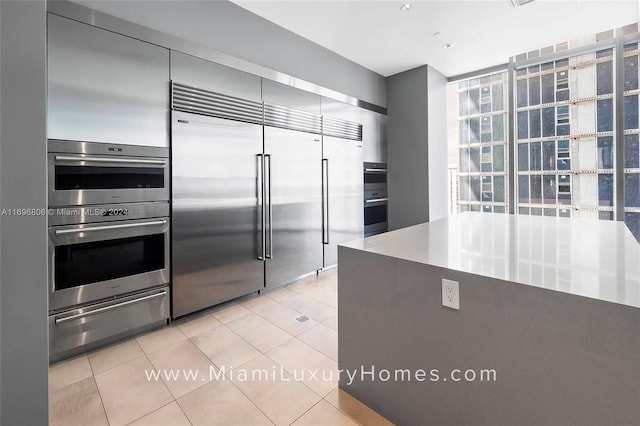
xmin=400 ymin=3 xmax=411 ymax=12
xmin=443 ymin=43 xmax=453 ymax=49
xmin=433 ymin=32 xmax=441 ymax=37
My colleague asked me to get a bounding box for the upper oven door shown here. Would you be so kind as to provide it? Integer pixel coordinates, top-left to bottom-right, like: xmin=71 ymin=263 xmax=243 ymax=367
xmin=49 ymin=217 xmax=170 ymax=312
xmin=363 ymin=163 xmax=387 ymax=192
xmin=48 ymin=152 xmax=169 ymax=206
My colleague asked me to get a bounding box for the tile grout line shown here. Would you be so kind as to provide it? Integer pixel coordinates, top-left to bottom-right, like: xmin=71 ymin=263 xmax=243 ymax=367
xmin=295 ymin=322 xmax=339 ymax=362
xmin=124 ymin=400 xmax=193 ymax=426
xmin=261 ymin=337 xmax=337 ymax=400
xmin=321 ymin=393 xmax=365 ymax=426
xmin=167 ymin=320 xmax=272 ymax=421
xmin=241 ymin=296 xmax=324 ymax=337
xmin=287 ymin=397 xmax=325 ymax=425
xmin=221 ymin=359 xmax=318 ymax=426
xmin=172 ymin=295 xmax=284 ymax=425
xmin=87 ymin=339 xmax=147 ymax=378
xmin=84 ymin=354 xmax=111 ymax=426
xmin=126 ymin=334 xmax=180 ymax=425
xmin=225 ymin=312 xmax=295 ymax=353
xmin=280 ymin=292 xmax=338 ymax=315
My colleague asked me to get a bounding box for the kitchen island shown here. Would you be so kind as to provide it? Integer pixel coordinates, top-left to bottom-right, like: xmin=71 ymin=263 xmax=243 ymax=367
xmin=338 ymin=212 xmax=640 ymax=425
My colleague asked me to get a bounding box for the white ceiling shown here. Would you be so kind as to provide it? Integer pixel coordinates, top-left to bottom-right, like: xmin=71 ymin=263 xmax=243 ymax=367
xmin=231 ymin=0 xmax=640 ymax=77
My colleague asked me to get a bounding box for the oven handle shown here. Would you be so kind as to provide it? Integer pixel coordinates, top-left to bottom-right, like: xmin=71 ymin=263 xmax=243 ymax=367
xmin=365 ymin=198 xmax=389 ymax=204
xmin=364 ymin=168 xmax=387 ymax=173
xmin=55 ymin=155 xmax=167 ymax=165
xmin=54 ymin=290 xmax=167 ymax=325
xmin=55 ymin=219 xmax=167 ymax=235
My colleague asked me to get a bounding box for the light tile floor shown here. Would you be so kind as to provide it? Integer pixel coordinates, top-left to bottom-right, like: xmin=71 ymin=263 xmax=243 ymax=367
xmin=48 ymin=268 xmax=394 ymax=426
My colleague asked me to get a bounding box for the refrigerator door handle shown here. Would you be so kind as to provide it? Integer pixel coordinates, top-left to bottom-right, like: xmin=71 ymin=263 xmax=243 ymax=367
xmin=322 ymin=158 xmax=329 ymax=244
xmin=265 ymin=154 xmax=273 ymax=259
xmin=257 ymin=154 xmax=265 ymax=260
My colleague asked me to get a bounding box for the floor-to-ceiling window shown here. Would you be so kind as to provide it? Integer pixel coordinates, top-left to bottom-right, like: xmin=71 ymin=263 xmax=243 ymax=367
xmin=623 ymin=37 xmax=640 ymax=240
xmin=447 ymin=23 xmax=640 ymax=242
xmin=456 ymin=72 xmax=508 ymax=214
xmin=515 ymin=32 xmax=615 ymax=219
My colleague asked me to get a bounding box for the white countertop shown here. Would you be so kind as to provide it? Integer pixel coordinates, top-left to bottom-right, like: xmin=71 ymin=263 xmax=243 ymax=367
xmin=342 ymin=212 xmax=640 ymax=309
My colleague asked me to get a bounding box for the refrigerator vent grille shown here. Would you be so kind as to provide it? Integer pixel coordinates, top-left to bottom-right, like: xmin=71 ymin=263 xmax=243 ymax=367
xmin=171 ymin=82 xmax=263 ymax=124
xmin=322 ymin=116 xmax=363 ymax=141
xmin=264 ymin=103 xmax=322 ymax=134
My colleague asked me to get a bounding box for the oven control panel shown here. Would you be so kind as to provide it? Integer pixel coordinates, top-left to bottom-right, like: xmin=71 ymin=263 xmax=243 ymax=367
xmin=48 ymin=202 xmax=170 ymax=226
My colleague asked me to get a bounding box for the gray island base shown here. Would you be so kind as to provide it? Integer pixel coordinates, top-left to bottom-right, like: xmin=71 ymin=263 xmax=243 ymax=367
xmin=338 ymin=212 xmax=640 ymax=425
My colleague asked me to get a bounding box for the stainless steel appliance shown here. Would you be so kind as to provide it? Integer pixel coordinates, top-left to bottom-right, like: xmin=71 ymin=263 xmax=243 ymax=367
xmin=170 ymin=56 xmax=267 ymax=318
xmin=49 ymin=287 xmax=169 ymax=363
xmin=263 ymin=113 xmax=323 ymax=288
xmin=261 ymin=80 xmax=323 ymax=287
xmin=171 ymin=74 xmax=266 ymax=317
xmin=322 ymin=116 xmax=364 ymax=267
xmin=47 ymin=140 xmax=171 ymax=362
xmin=48 ymin=202 xmax=170 ymax=362
xmin=171 ymin=75 xmax=326 ymax=316
xmin=364 ymin=162 xmax=388 ymax=236
xmin=48 ymin=140 xmax=169 ymax=206
xmin=171 ymin=108 xmax=265 ymax=318
xmin=48 ymin=202 xmax=170 ymax=311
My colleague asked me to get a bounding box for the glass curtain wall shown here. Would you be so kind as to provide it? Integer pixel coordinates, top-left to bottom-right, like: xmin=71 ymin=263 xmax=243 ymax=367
xmin=448 ymin=23 xmax=640 ymax=242
xmin=624 ymin=36 xmax=640 ymax=241
xmin=455 ymin=72 xmax=508 ymax=214
xmin=514 ymin=33 xmax=615 ymax=219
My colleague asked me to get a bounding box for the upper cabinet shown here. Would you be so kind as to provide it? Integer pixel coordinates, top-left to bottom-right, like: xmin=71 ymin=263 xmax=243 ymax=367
xmin=262 ymin=79 xmax=321 ymax=115
xmin=171 ymin=51 xmax=262 ymax=102
xmin=47 ymin=14 xmax=170 ymax=147
xmin=362 ymin=109 xmax=388 ymax=163
xmin=321 ymin=96 xmax=362 ymax=124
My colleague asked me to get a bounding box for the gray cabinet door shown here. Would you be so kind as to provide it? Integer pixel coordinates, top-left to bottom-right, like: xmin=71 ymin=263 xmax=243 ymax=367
xmin=264 ymin=127 xmax=323 ymax=287
xmin=323 ymin=136 xmax=364 ymax=267
xmin=362 ymin=109 xmax=388 ymax=163
xmin=47 ymin=14 xmax=169 ymax=147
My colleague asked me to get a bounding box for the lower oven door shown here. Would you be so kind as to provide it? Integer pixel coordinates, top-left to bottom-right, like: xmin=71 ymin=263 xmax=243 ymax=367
xmin=49 ymin=217 xmax=170 ymax=312
xmin=49 ymin=286 xmax=170 ymax=363
xmin=364 ymin=198 xmax=388 ymax=237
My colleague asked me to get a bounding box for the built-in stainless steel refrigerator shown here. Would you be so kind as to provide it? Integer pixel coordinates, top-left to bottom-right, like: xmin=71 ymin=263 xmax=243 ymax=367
xmin=263 ymin=114 xmax=323 ymax=288
xmin=171 ymin=72 xmax=325 ymax=315
xmin=322 ymin=131 xmax=364 ymax=267
xmin=171 ymin=109 xmax=266 ymax=317
xmin=320 ymin=99 xmax=365 ymax=267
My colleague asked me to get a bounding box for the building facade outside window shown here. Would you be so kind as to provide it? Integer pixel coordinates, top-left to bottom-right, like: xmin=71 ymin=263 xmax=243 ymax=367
xmin=514 ymin=32 xmax=615 ymax=220
xmin=623 ymin=38 xmax=640 ymax=240
xmin=447 ymin=23 xmax=640 ymax=242
xmin=453 ymin=72 xmax=508 ymax=214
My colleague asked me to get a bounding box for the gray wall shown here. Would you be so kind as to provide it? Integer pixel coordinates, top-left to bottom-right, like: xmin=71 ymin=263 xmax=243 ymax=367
xmin=0 ymin=1 xmax=49 ymax=424
xmin=427 ymin=66 xmax=448 ymax=222
xmin=338 ymin=246 xmax=640 ymax=425
xmin=69 ymin=0 xmax=386 ymax=108
xmin=387 ymin=66 xmax=430 ymax=230
xmin=387 ymin=65 xmax=449 ymax=230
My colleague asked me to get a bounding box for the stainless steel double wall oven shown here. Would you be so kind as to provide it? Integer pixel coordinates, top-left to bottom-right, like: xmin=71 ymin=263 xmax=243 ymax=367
xmin=364 ymin=162 xmax=389 ymax=236
xmin=48 ymin=140 xmax=171 ymax=362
